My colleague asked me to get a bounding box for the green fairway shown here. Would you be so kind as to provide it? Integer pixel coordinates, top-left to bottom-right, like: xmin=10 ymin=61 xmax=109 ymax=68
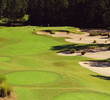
xmin=0 ymin=57 xmax=11 ymax=62
xmin=54 ymin=92 xmax=110 ymax=100
xmin=0 ymin=26 xmax=110 ymax=100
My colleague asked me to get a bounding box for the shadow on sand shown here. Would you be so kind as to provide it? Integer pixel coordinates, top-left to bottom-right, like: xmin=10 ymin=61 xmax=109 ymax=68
xmin=87 ymin=59 xmax=110 ymax=67
xmin=91 ymin=75 xmax=110 ymax=80
xmin=51 ymin=43 xmax=110 ymax=52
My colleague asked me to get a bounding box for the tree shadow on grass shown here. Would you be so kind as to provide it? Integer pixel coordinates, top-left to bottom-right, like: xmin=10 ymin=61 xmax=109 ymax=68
xmin=51 ymin=43 xmax=110 ymax=52
xmin=38 ymin=30 xmax=69 ymax=33
xmin=91 ymin=75 xmax=110 ymax=80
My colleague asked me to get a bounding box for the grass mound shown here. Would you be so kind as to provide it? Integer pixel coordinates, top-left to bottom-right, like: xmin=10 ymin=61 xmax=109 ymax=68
xmin=6 ymin=71 xmax=62 ymax=86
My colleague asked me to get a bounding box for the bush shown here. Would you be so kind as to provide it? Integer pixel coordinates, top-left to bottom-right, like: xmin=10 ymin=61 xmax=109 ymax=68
xmin=107 ymin=33 xmax=110 ymax=38
xmin=81 ymin=51 xmax=86 ymax=55
xmin=108 ymin=46 xmax=110 ymax=50
xmin=88 ymin=46 xmax=97 ymax=49
xmin=70 ymin=49 xmax=76 ymax=53
xmin=100 ymin=33 xmax=109 ymax=36
xmin=89 ymin=31 xmax=100 ymax=36
xmin=93 ymin=40 xmax=97 ymax=43
xmin=0 ymin=76 xmax=11 ymax=97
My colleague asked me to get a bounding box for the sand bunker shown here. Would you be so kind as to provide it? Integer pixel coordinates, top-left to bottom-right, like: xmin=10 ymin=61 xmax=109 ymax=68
xmin=36 ymin=31 xmax=51 ymax=36
xmin=80 ymin=61 xmax=110 ymax=76
xmin=57 ymin=52 xmax=80 ymax=56
xmin=36 ymin=31 xmax=110 ymax=44
xmin=57 ymin=50 xmax=110 ymax=59
xmin=37 ymin=30 xmax=110 ymax=59
xmin=65 ymin=33 xmax=110 ymax=44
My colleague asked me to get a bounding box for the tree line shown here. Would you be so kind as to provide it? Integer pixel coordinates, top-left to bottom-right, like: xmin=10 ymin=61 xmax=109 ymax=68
xmin=0 ymin=0 xmax=110 ymax=27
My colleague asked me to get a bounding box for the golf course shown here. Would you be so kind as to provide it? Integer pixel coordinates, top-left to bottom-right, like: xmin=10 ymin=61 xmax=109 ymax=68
xmin=0 ymin=26 xmax=110 ymax=100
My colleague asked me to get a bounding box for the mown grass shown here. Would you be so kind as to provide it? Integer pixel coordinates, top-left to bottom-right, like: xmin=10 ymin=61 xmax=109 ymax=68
xmin=0 ymin=26 xmax=110 ymax=100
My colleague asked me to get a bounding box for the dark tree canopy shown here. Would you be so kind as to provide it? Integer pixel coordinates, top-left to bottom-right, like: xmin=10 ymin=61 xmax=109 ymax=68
xmin=0 ymin=0 xmax=110 ymax=27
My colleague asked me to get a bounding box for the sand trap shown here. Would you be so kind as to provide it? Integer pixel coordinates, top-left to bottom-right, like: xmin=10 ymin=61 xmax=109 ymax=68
xmin=51 ymin=32 xmax=70 ymax=38
xmin=37 ymin=30 xmax=110 ymax=59
xmin=57 ymin=53 xmax=80 ymax=56
xmin=36 ymin=31 xmax=110 ymax=44
xmin=36 ymin=31 xmax=51 ymax=36
xmin=80 ymin=61 xmax=110 ymax=76
xmin=65 ymin=33 xmax=110 ymax=44
xmin=57 ymin=50 xmax=110 ymax=59
xmin=84 ymin=50 xmax=110 ymax=59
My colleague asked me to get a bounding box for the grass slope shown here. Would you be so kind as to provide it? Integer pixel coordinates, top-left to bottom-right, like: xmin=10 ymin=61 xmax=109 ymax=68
xmin=0 ymin=26 xmax=110 ymax=100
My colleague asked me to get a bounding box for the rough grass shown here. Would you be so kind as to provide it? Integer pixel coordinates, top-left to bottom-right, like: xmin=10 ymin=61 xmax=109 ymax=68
xmin=0 ymin=26 xmax=110 ymax=100
xmin=53 ymin=91 xmax=110 ymax=100
xmin=35 ymin=26 xmax=84 ymax=34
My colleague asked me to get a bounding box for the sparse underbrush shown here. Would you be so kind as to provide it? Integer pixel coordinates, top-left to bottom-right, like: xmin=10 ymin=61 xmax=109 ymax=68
xmin=0 ymin=76 xmax=11 ymax=98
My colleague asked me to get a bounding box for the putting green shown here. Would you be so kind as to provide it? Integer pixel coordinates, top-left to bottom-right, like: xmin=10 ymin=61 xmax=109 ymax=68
xmin=54 ymin=92 xmax=110 ymax=100
xmin=6 ymin=71 xmax=62 ymax=86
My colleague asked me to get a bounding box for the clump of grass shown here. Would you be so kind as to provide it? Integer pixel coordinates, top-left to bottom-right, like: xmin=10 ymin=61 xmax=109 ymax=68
xmin=70 ymin=49 xmax=76 ymax=53
xmin=88 ymin=46 xmax=97 ymax=49
xmin=89 ymin=32 xmax=100 ymax=36
xmin=81 ymin=51 xmax=86 ymax=55
xmin=107 ymin=46 xmax=110 ymax=50
xmin=0 ymin=76 xmax=11 ymax=97
xmin=35 ymin=26 xmax=84 ymax=34
xmin=93 ymin=40 xmax=97 ymax=43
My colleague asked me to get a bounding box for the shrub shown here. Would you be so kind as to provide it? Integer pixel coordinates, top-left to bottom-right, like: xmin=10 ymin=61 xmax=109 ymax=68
xmin=70 ymin=49 xmax=76 ymax=53
xmin=50 ymin=31 xmax=55 ymax=34
xmin=79 ymin=38 xmax=82 ymax=40
xmin=88 ymin=46 xmax=97 ymax=49
xmin=100 ymin=33 xmax=109 ymax=36
xmin=81 ymin=51 xmax=86 ymax=55
xmin=107 ymin=33 xmax=110 ymax=38
xmin=0 ymin=77 xmax=11 ymax=98
xmin=105 ymin=40 xmax=108 ymax=43
xmin=108 ymin=46 xmax=110 ymax=50
xmin=93 ymin=40 xmax=97 ymax=43
xmin=89 ymin=32 xmax=100 ymax=36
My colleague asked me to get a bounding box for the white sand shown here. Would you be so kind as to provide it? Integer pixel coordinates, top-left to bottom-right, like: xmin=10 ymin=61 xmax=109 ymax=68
xmin=80 ymin=61 xmax=110 ymax=76
xmin=65 ymin=33 xmax=110 ymax=44
xmin=83 ymin=51 xmax=110 ymax=59
xmin=57 ymin=50 xmax=110 ymax=59
xmin=36 ymin=31 xmax=110 ymax=44
xmin=36 ymin=31 xmax=51 ymax=36
xmin=57 ymin=53 xmax=81 ymax=56
xmin=37 ymin=31 xmax=110 ymax=59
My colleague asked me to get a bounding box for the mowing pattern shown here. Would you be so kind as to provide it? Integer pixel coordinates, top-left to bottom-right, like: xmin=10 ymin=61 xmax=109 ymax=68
xmin=0 ymin=26 xmax=110 ymax=100
xmin=54 ymin=92 xmax=110 ymax=100
xmin=0 ymin=57 xmax=11 ymax=62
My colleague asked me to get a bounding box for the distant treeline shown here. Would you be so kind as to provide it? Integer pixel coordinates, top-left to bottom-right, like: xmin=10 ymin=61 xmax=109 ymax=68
xmin=0 ymin=0 xmax=110 ymax=27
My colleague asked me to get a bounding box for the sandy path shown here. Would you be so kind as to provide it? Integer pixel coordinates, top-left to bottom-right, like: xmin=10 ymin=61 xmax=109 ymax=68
xmin=80 ymin=61 xmax=110 ymax=76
